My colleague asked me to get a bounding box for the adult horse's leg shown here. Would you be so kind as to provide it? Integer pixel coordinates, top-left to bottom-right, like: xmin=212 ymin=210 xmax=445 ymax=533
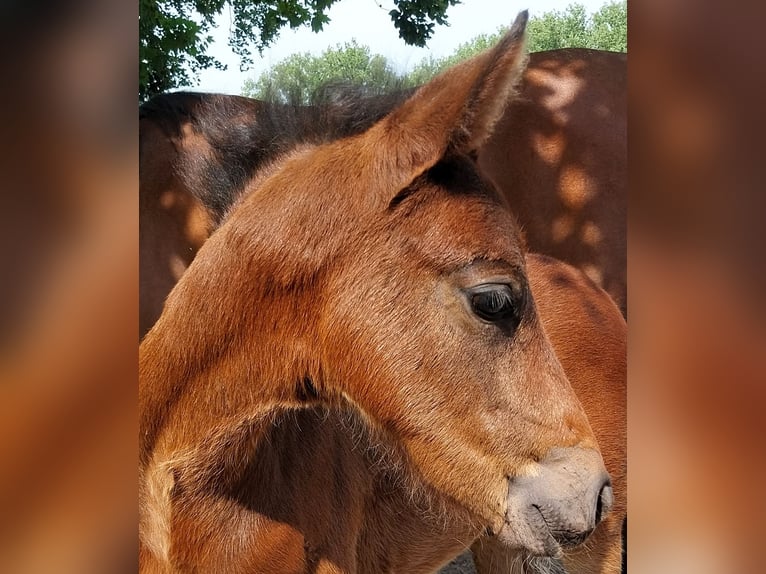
xmin=471 ymin=254 xmax=626 ymax=574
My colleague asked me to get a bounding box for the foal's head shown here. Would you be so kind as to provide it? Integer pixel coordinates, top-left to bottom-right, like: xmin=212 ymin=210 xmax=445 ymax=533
xmin=145 ymin=12 xmax=611 ymax=558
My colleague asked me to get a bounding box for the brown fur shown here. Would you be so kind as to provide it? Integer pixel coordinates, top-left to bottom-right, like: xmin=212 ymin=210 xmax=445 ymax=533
xmin=138 ymin=49 xmax=626 ymax=338
xmin=139 ymin=119 xmax=215 ymax=339
xmin=471 ymin=255 xmax=626 ymax=574
xmin=478 ymin=49 xmax=626 ymax=314
xmin=140 ymin=14 xmax=608 ymax=573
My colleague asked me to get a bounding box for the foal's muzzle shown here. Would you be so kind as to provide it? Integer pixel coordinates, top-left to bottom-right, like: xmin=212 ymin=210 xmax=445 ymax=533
xmin=498 ymin=447 xmax=612 ymax=557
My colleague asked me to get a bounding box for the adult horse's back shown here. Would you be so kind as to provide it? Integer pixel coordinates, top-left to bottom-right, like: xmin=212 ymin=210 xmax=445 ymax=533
xmin=479 ymin=49 xmax=626 ymax=313
xmin=138 ymin=49 xmax=626 ymax=338
xmin=140 ymin=14 xmax=612 ymax=573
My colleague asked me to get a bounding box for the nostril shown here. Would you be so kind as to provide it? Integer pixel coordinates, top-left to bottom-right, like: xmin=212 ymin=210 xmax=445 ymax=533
xmin=595 ymin=480 xmax=614 ymax=524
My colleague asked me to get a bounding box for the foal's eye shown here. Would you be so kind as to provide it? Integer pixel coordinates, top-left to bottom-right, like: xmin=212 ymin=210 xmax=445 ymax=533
xmin=467 ymin=284 xmax=518 ymax=323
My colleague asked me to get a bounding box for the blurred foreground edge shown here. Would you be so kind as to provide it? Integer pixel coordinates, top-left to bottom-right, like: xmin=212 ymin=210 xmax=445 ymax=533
xmin=630 ymin=2 xmax=766 ymax=573
xmin=0 ymin=1 xmax=138 ymax=573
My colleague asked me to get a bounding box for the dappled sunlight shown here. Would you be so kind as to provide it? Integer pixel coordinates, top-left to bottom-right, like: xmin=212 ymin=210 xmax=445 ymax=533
xmin=525 ymin=63 xmax=586 ymax=126
xmin=551 ymin=214 xmax=575 ymax=243
xmin=581 ymin=264 xmax=603 ymax=286
xmin=478 ymin=48 xmax=626 ymax=312
xmin=558 ymin=164 xmax=595 ymax=209
xmin=530 ymin=131 xmax=564 ymax=165
xmin=581 ymin=221 xmax=602 ymax=246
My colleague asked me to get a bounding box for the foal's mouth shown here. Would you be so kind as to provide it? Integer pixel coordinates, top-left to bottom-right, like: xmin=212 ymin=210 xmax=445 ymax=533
xmin=534 ymin=504 xmax=594 ymax=549
xmin=510 ymin=503 xmax=593 ymax=557
xmin=496 ymin=446 xmax=613 ymax=557
xmin=498 ymin=498 xmax=568 ymax=557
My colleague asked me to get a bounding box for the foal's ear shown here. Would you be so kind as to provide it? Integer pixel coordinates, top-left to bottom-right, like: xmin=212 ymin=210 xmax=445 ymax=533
xmin=377 ymin=11 xmax=528 ymax=189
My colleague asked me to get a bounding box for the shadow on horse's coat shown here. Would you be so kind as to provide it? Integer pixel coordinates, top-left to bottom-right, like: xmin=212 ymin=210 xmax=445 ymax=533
xmin=478 ymin=48 xmax=626 ymax=315
xmin=140 ymin=13 xmax=623 ymax=573
xmin=139 ymin=49 xmax=626 ymax=339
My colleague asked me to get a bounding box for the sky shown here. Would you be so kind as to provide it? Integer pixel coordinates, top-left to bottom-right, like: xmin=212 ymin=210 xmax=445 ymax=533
xmin=195 ymin=0 xmax=609 ymax=94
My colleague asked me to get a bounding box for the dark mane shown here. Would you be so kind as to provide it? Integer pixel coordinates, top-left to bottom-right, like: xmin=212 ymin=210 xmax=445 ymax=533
xmin=139 ymin=85 xmax=414 ymax=221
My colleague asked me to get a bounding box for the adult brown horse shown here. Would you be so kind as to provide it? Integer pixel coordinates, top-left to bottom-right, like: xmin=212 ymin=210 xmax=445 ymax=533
xmin=479 ymin=48 xmax=626 ymax=314
xmin=140 ymin=13 xmax=614 ymax=573
xmin=138 ymin=48 xmax=625 ymax=340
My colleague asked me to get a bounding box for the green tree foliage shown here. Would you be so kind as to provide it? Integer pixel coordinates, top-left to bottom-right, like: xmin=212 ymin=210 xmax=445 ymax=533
xmin=241 ymin=2 xmax=626 ymax=101
xmin=406 ymin=1 xmax=626 ymax=83
xmin=139 ymin=0 xmax=224 ymax=101
xmin=526 ymin=3 xmax=590 ymax=52
xmin=140 ymin=0 xmax=459 ymax=101
xmin=590 ymin=1 xmax=627 ymax=52
xmin=242 ymin=41 xmax=401 ymax=103
xmin=405 ymin=32 xmax=498 ymax=86
xmin=526 ymin=1 xmax=626 ymax=52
